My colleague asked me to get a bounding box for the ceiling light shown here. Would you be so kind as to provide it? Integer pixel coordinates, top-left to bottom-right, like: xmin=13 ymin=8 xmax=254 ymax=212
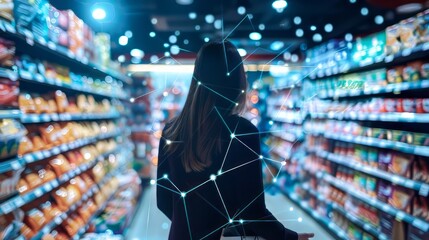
xmin=117 ymin=55 xmax=125 ymax=63
xmin=131 ymin=57 xmax=140 ymax=64
xmin=150 ymin=55 xmax=159 ymax=63
xmin=237 ymin=6 xmax=246 ymax=15
xmin=125 ymin=31 xmax=133 ymax=38
xmin=249 ymin=32 xmax=262 ymax=41
xmin=237 ymin=48 xmax=247 ymax=57
xmin=349 ymin=0 xmax=356 ymax=3
xmin=169 ymin=35 xmax=177 ymax=44
xmin=291 ymin=54 xmax=299 ymax=62
xmin=283 ymin=52 xmax=291 ymax=60
xmin=176 ymin=0 xmax=193 ymax=5
xmin=293 ymin=16 xmax=301 ymax=25
xmin=92 ymin=8 xmax=106 ymax=20
xmin=214 ymin=20 xmax=222 ymax=29
xmin=324 ymin=23 xmax=333 ymax=32
xmin=131 ymin=49 xmax=144 ymax=58
xmin=149 ymin=32 xmax=156 ymax=37
xmin=295 ymin=29 xmax=304 ymax=37
xmin=118 ymin=36 xmax=128 ymax=46
xmin=345 ymin=33 xmax=353 ymax=41
xmin=195 ymin=25 xmax=201 ymax=30
xmin=397 ymin=3 xmax=422 ymax=14
xmin=204 ymin=37 xmax=210 ymax=42
xmin=270 ymin=41 xmax=284 ymax=51
xmin=205 ymin=14 xmax=215 ymax=24
xmin=175 ymin=31 xmax=180 ymax=36
xmin=184 ymin=39 xmax=189 ymax=44
xmin=374 ymin=15 xmax=384 ymax=25
xmin=189 ymin=12 xmax=197 ymax=19
xmin=170 ymin=45 xmax=180 ymax=55
xmin=313 ymin=33 xmax=322 ymax=42
xmin=361 ymin=7 xmax=369 ymax=16
xmin=151 ymin=18 xmax=158 ymax=24
xmin=310 ymin=25 xmax=317 ymax=31
xmin=272 ymin=0 xmax=287 ymax=13
xmin=164 ymin=43 xmax=170 ymax=48
xmin=258 ymin=24 xmax=265 ymax=31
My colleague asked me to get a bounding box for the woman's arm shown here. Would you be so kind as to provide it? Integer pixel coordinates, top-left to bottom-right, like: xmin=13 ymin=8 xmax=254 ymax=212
xmin=232 ymin=124 xmax=298 ymax=240
xmin=156 ymin=137 xmax=173 ymax=220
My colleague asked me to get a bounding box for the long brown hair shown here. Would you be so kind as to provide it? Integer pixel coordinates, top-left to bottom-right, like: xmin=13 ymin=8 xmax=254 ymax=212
xmin=163 ymin=41 xmax=248 ymax=172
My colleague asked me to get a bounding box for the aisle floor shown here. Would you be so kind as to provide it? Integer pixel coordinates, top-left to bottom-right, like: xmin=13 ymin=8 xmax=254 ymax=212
xmin=126 ymin=186 xmax=333 ymax=240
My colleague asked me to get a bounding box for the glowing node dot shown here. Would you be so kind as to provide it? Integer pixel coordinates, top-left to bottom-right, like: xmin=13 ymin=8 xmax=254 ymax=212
xmin=230 ymin=133 xmax=235 ymax=139
xmin=198 ymin=81 xmax=201 ymax=85
xmin=150 ymin=179 xmax=156 ymax=185
xmin=229 ymin=219 xmax=233 ymax=223
xmin=210 ymin=174 xmax=217 ymax=181
xmin=259 ymin=155 xmax=263 ymax=159
xmin=226 ymin=72 xmax=230 ymax=76
xmin=298 ymin=217 xmax=303 ymax=222
xmin=269 ymin=120 xmax=274 ymax=125
xmin=273 ymin=178 xmax=277 ymax=183
xmin=239 ymin=219 xmax=244 ymax=224
xmin=235 ymin=103 xmax=239 ymax=106
xmin=166 ymin=139 xmax=172 ymax=145
xmin=181 ymin=192 xmax=187 ymax=198
xmin=281 ymin=161 xmax=286 ymax=166
xmin=290 ymin=207 xmax=294 ymax=211
xmin=163 ymin=174 xmax=168 ymax=179
xmin=241 ymin=90 xmax=245 ymax=93
xmin=217 ymin=170 xmax=223 ymax=176
xmin=291 ymin=84 xmax=295 ymax=88
xmin=163 ymin=91 xmax=169 ymax=97
xmin=129 ymin=98 xmax=135 ymax=103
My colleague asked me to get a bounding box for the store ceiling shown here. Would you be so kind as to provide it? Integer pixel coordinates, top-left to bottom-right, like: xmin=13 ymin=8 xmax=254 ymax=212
xmin=50 ymin=0 xmax=425 ymax=63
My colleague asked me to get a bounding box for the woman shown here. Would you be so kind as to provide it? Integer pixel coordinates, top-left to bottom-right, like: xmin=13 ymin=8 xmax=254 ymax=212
xmin=157 ymin=41 xmax=314 ymax=240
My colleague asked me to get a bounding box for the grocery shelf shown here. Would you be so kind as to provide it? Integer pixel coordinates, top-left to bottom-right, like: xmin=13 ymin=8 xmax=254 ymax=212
xmin=0 ymin=109 xmax=21 ymax=119
xmin=308 ymin=147 xmax=429 ymax=196
xmin=0 ymin=130 xmax=121 ymax=174
xmin=307 ymin=129 xmax=429 ymax=157
xmin=0 ymin=19 xmax=131 ymax=84
xmin=276 ymin=186 xmax=348 ymax=240
xmin=21 ymin=112 xmax=121 ymax=123
xmin=309 ymin=42 xmax=429 ymax=80
xmin=305 ymin=168 xmax=429 ymax=232
xmin=301 ymin=184 xmax=387 ymax=240
xmin=271 ymin=130 xmax=304 ymax=143
xmin=18 ymin=69 xmax=128 ymax=100
xmin=270 ymin=111 xmax=305 ymax=124
xmin=310 ymin=111 xmax=429 ymax=123
xmin=318 ymin=80 xmax=429 ymax=99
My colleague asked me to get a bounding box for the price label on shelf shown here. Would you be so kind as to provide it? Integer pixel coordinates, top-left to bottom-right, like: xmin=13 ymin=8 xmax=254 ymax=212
xmin=47 ymin=42 xmax=57 ymax=50
xmin=11 ymin=161 xmax=21 ymax=170
xmin=24 ymin=154 xmax=34 ymax=163
xmin=412 ymin=218 xmax=429 ymax=231
xmin=54 ymin=216 xmax=62 ymax=225
xmin=41 ymin=114 xmax=50 ymax=122
xmin=0 ymin=202 xmax=14 ymax=214
xmin=4 ymin=22 xmax=15 ymax=33
xmin=385 ymin=55 xmax=394 ymax=63
xmin=419 ymin=184 xmax=429 ymax=197
xmin=34 ymin=152 xmax=44 ymax=160
xmin=14 ymin=197 xmax=25 ymax=208
xmin=19 ymin=70 xmax=32 ymax=80
xmin=51 ymin=114 xmax=59 ymax=121
xmin=396 ymin=212 xmax=406 ymax=221
xmin=51 ymin=180 xmax=59 ymax=188
xmin=35 ymin=74 xmax=44 ymax=82
xmin=422 ymin=42 xmax=429 ymax=51
xmin=26 ymin=37 xmax=34 ymax=46
xmin=414 ymin=146 xmax=429 ymax=157
xmin=0 ymin=21 xmax=5 ymax=32
xmin=34 ymin=188 xmax=43 ymax=197
xmin=37 ymin=37 xmax=47 ymax=46
xmin=401 ymin=49 xmax=412 ymax=57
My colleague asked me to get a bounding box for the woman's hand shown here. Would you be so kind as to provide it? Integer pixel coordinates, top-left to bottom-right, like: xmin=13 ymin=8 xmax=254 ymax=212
xmin=298 ymin=233 xmax=315 ymax=240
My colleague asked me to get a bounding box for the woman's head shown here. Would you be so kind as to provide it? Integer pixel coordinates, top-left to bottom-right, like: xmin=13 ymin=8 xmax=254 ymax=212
xmin=164 ymin=41 xmax=248 ymax=172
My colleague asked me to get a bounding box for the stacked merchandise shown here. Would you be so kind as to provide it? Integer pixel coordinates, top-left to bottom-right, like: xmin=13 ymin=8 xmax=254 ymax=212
xmin=266 ymin=9 xmax=429 ymax=240
xmin=0 ymin=2 xmax=135 ymax=240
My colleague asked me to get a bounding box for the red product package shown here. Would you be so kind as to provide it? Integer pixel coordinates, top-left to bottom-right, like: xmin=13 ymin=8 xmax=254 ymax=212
xmin=398 ymin=99 xmax=415 ymax=113
xmin=416 ymin=99 xmax=429 ymax=113
xmin=0 ymin=78 xmax=18 ymax=107
xmin=382 ymin=99 xmax=396 ymax=112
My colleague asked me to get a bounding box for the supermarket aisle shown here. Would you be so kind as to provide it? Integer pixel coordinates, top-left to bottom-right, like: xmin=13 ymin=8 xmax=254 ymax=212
xmin=126 ymin=186 xmax=332 ymax=240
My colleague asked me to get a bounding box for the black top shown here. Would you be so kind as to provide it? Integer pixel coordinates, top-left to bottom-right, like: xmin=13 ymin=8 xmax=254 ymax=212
xmin=157 ymin=115 xmax=298 ymax=240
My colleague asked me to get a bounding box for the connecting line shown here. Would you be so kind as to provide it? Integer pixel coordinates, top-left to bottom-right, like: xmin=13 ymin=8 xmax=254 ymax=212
xmin=258 ymin=44 xmax=295 ymax=81
xmin=214 ymin=107 xmax=233 ymax=134
xmin=166 ymin=178 xmax=181 ymax=193
xmin=223 ymin=14 xmax=250 ymax=41
xmin=273 ymin=86 xmax=294 ymax=120
xmin=261 ymin=160 xmax=275 ymax=178
xmin=183 ymin=198 xmax=193 ymax=240
xmin=214 ymin=181 xmax=231 ymax=220
xmin=157 ymin=183 xmax=181 ymax=195
xmin=239 ymin=219 xmax=298 ymax=223
xmin=221 ymin=158 xmax=260 ymax=175
xmin=187 ymin=179 xmax=212 ymax=194
xmin=234 ymin=129 xmax=285 ymax=137
xmin=220 ymin=138 xmax=233 ymax=171
xmin=199 ymin=222 xmax=230 ymax=240
xmin=222 ymin=38 xmax=229 ymax=73
xmin=232 ymin=187 xmax=267 ymax=219
xmin=234 ymin=137 xmax=260 ymax=157
xmin=229 ymin=47 xmax=260 ymax=74
xmin=202 ymin=84 xmax=237 ymax=104
xmin=177 ymin=47 xmax=195 ymax=53
xmin=133 ymin=89 xmax=160 ymax=101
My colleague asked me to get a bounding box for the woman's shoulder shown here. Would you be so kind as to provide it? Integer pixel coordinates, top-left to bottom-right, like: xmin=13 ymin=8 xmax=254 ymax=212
xmin=227 ymin=115 xmax=259 ymax=134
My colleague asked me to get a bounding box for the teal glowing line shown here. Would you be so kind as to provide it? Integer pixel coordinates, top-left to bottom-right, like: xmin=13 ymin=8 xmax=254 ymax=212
xmin=157 ymin=183 xmax=181 ymax=195
xmin=166 ymin=178 xmax=181 ymax=192
xmin=220 ymin=138 xmax=233 ymax=171
xmin=221 ymin=158 xmax=260 ymax=175
xmin=178 ymin=47 xmax=195 ymax=53
xmin=247 ymin=14 xmax=256 ymax=31
xmin=199 ymin=222 xmax=229 ymax=240
xmin=202 ymin=84 xmax=237 ymax=105
xmin=183 ymin=198 xmax=193 ymax=240
xmin=232 ymin=186 xmax=268 ymax=219
xmin=229 ymin=47 xmax=260 ymax=74
xmin=214 ymin=107 xmax=232 ymax=134
xmin=222 ymin=35 xmax=229 ymax=73
xmin=258 ymin=44 xmax=295 ymax=82
xmin=262 ymin=160 xmax=275 ymax=178
xmin=275 ymin=164 xmax=284 ymax=179
xmin=187 ymin=179 xmax=211 ymax=193
xmin=214 ymin=181 xmax=231 ymax=220
xmin=234 ymin=137 xmax=260 ymax=157
xmin=223 ymin=15 xmax=249 ymax=41
xmin=234 ymin=129 xmax=285 ymax=137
